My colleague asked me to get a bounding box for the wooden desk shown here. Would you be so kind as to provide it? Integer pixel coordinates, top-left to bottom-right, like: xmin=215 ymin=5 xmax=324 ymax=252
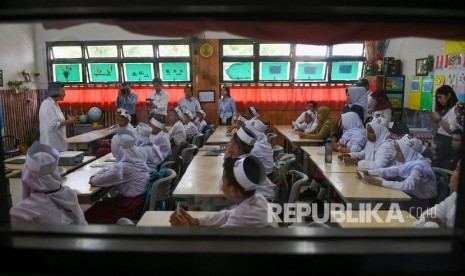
xmin=325 ymin=172 xmax=411 ymax=204
xmin=67 ymin=127 xmax=110 ymax=151
xmin=61 ymin=153 xmax=114 ymax=204
xmin=205 ymin=125 xmax=231 ymax=145
xmin=275 ymin=125 xmax=323 ymax=149
xmin=301 ymin=146 xmax=358 ymax=174
xmin=137 ymin=211 xmax=215 ymax=227
xmin=332 ymin=210 xmax=418 ymax=228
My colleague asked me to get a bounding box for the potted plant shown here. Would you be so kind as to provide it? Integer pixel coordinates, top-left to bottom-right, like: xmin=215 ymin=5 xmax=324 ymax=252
xmin=7 ymin=80 xmax=23 ymax=93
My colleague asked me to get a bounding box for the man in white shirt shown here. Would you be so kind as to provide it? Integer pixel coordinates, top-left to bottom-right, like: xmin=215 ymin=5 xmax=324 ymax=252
xmin=39 ymin=83 xmax=79 ymax=151
xmin=178 ymin=85 xmax=201 ymax=115
xmin=147 ymin=78 xmax=169 ymax=121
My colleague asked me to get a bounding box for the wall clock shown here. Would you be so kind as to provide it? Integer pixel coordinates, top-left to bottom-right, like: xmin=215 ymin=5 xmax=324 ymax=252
xmin=199 ymin=43 xmax=213 ymax=58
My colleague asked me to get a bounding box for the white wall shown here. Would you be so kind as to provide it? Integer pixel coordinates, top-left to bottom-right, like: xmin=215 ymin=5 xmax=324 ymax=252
xmin=385 ymin=37 xmax=444 ymax=107
xmin=0 ymin=24 xmax=37 ymax=89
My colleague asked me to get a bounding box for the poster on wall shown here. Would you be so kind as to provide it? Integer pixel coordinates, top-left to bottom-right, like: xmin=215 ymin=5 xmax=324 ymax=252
xmin=456 ymin=69 xmax=465 ymax=102
xmin=420 ymin=76 xmax=433 ymax=111
xmin=421 ymin=78 xmax=433 ymax=93
xmin=411 ymin=79 xmax=420 ymax=92
xmin=409 ymin=76 xmax=421 ymax=110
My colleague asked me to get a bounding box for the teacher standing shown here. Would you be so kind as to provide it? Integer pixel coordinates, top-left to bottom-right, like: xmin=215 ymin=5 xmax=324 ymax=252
xmin=217 ymin=85 xmax=237 ymax=125
xmin=39 ymin=83 xmax=79 ymax=151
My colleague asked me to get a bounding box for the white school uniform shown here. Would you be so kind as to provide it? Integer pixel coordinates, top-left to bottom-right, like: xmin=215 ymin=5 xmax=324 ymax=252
xmin=197 ymin=119 xmax=208 ymax=133
xmin=251 ymin=132 xmax=275 ymax=175
xmin=39 ymin=97 xmax=68 ymax=151
xmin=339 ymin=112 xmax=367 ymax=152
xmin=197 ymin=193 xmax=278 ymax=228
xmin=415 ymin=192 xmax=456 ymax=228
xmin=168 ymin=120 xmax=187 ymax=146
xmin=184 ymin=121 xmax=199 ymax=141
xmin=295 ymin=111 xmax=307 ymax=124
xmin=437 ymin=106 xmax=458 ymax=136
xmin=137 ymin=140 xmax=164 ymax=172
xmin=298 ymin=121 xmax=317 ymax=133
xmin=152 ymin=131 xmax=171 ymax=160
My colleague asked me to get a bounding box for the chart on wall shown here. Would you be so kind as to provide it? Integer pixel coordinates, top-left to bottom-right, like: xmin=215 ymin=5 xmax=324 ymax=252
xmin=124 ymin=63 xmax=153 ymax=82
xmin=420 ymin=76 xmax=433 ymax=111
xmin=53 ymin=64 xmax=82 ymax=83
xmin=408 ymin=76 xmax=421 ymax=110
xmin=260 ymin=62 xmax=289 ymax=81
xmin=160 ymin=62 xmax=189 ymax=82
xmin=89 ymin=63 xmax=118 ymax=82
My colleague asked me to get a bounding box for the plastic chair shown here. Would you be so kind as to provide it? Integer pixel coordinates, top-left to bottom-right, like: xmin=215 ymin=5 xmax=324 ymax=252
xmin=191 ymin=133 xmax=204 ymax=149
xmin=432 ymin=167 xmax=453 ymax=204
xmin=180 ymin=144 xmax=197 ymax=177
xmin=267 ymin=133 xmax=277 ymax=144
xmin=287 ymin=170 xmax=310 ymax=204
xmin=204 ymin=128 xmax=213 ymax=144
xmin=116 ymin=217 xmax=135 ymax=226
xmin=2 ymin=135 xmax=20 ymax=157
xmin=272 ymin=145 xmax=284 ymax=161
xmin=272 ymin=154 xmax=296 ymax=204
xmin=149 ymin=168 xmax=177 ymax=211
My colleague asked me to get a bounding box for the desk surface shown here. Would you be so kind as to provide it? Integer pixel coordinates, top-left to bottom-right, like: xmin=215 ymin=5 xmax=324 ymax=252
xmin=205 ymin=125 xmax=231 ymax=145
xmin=61 ymin=153 xmax=113 ymax=203
xmin=333 ymin=210 xmax=418 ymax=228
xmin=325 ymin=172 xmax=411 ymax=202
xmin=173 ymin=154 xmax=224 ymax=198
xmin=301 ymin=146 xmax=358 ymax=173
xmin=137 ymin=211 xmax=216 ymax=227
xmin=67 ymin=127 xmax=110 ymax=144
xmin=275 ymin=125 xmax=323 ymax=144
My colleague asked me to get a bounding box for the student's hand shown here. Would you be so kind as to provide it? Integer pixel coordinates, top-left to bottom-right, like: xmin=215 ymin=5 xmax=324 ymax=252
xmin=170 ymin=212 xmax=190 ymax=227
xmin=332 ymin=141 xmax=339 ymax=151
xmin=178 ymin=208 xmax=199 ymax=226
xmin=364 ymin=176 xmax=382 ymax=186
xmin=298 ymin=132 xmax=307 ymax=138
xmin=429 ymin=112 xmax=440 ymax=121
xmin=338 ymin=153 xmax=350 ymax=161
xmin=343 ymin=157 xmax=358 ymax=166
xmin=296 ymin=128 xmax=304 ymax=132
xmin=357 ymin=169 xmax=369 ymax=178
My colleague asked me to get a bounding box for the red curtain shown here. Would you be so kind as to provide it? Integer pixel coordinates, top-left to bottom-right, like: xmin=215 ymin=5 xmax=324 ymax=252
xmin=230 ymin=85 xmax=347 ymax=112
xmin=58 ymin=86 xmax=185 ymax=111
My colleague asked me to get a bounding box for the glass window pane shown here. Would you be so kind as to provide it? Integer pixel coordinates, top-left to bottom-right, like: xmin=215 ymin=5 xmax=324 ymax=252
xmin=259 ymin=44 xmax=290 ymax=56
xmin=123 ymin=45 xmax=154 ymax=57
xmin=52 ymin=46 xmax=82 ymax=59
xmin=88 ymin=63 xmax=118 ymax=82
xmin=295 ymin=62 xmax=326 ymax=80
xmin=223 ymin=62 xmax=253 ymax=81
xmin=53 ymin=64 xmax=82 ymax=82
xmin=331 ymin=61 xmax=363 ymax=80
xmin=332 ymin=43 xmax=364 ymax=56
xmin=222 ymin=44 xmax=254 ymax=56
xmin=123 ymin=63 xmax=154 ymax=82
xmin=296 ymin=45 xmax=327 ymax=56
xmin=159 ymin=62 xmax=190 ymax=81
xmin=259 ymin=62 xmax=289 ymax=80
xmin=158 ymin=45 xmax=190 ymax=57
xmin=87 ymin=45 xmax=118 ymax=58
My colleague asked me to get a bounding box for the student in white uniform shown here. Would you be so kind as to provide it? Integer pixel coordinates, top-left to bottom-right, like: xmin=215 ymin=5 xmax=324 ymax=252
xmin=39 ymin=83 xmax=79 ymax=151
xmin=295 ymin=110 xmax=317 ymax=133
xmin=415 ymin=160 xmax=460 ymax=228
xmin=135 ymin=122 xmax=164 ymax=172
xmin=178 ymin=85 xmax=201 ymax=115
xmin=9 ymin=142 xmax=88 ymax=225
xmin=227 ymin=106 xmax=259 ymax=133
xmin=196 ymin=110 xmax=208 ymax=133
xmin=333 ymin=112 xmax=367 ymax=154
xmin=84 ymin=129 xmax=150 ymax=224
xmin=226 ymin=126 xmax=277 ymax=201
xmin=294 ymin=100 xmax=317 ymax=125
xmin=149 ymin=117 xmax=171 ymax=160
xmin=183 ymin=110 xmax=200 ymax=143
xmin=245 ymin=119 xmax=275 ymax=176
xmin=359 ymin=139 xmax=437 ymax=210
xmin=170 ymin=155 xmax=278 ymax=228
xmin=339 ymin=117 xmax=396 ymax=169
xmin=147 ymin=78 xmax=169 ymax=121
xmin=167 ymin=107 xmax=187 ymax=156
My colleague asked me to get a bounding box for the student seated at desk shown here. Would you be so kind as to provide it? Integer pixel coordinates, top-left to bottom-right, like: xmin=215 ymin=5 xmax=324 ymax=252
xmin=298 ymin=106 xmax=335 ymax=140
xmin=415 ymin=160 xmax=460 ymax=228
xmin=227 ymin=106 xmax=259 ymax=133
xmin=149 ymin=117 xmax=171 ymax=160
xmin=294 ymin=110 xmax=317 ymax=133
xmin=226 ymin=126 xmax=277 ymax=201
xmin=196 ymin=110 xmax=208 ymax=133
xmin=245 ymin=119 xmax=274 ymax=176
xmin=136 ymin=122 xmax=164 ymax=172
xmin=339 ymin=117 xmax=396 ymax=169
xmin=182 ymin=110 xmax=200 ymax=143
xmin=332 ymin=112 xmax=367 ymax=154
xmin=294 ymin=100 xmax=317 ymax=125
xmin=10 ymin=142 xmax=87 ymax=225
xmin=85 ymin=129 xmax=150 ymax=224
xmin=359 ymin=139 xmax=437 ymax=210
xmin=170 ymin=155 xmax=278 ymax=228
xmin=167 ymin=107 xmax=187 ymax=156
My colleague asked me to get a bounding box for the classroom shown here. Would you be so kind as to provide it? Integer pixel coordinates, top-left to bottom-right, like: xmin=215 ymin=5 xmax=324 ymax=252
xmin=1 ymin=2 xmax=465 ymax=274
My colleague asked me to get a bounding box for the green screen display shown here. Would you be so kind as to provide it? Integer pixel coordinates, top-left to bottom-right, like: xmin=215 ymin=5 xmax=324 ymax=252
xmin=331 ymin=61 xmax=361 ymax=80
xmin=53 ymin=64 xmax=82 ymax=83
xmin=160 ymin=63 xmax=189 ymax=81
xmin=124 ymin=63 xmax=153 ymax=82
xmin=89 ymin=63 xmax=118 ymax=82
xmin=260 ymin=62 xmax=289 ymax=80
xmin=224 ymin=62 xmax=253 ymax=81
xmin=296 ymin=62 xmax=325 ymax=80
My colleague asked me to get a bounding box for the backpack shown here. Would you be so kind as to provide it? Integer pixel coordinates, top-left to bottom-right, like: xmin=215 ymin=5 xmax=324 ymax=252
xmin=271 ymin=154 xmax=296 ymax=204
xmin=141 ymin=170 xmax=167 ymax=213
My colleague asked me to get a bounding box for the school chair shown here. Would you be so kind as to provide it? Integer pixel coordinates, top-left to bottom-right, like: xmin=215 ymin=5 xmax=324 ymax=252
xmin=203 ymin=128 xmax=213 ymax=144
xmin=272 ymin=145 xmax=284 ymax=161
xmin=287 ymin=170 xmax=310 ymax=204
xmin=272 ymin=154 xmax=296 ymax=204
xmin=149 ymin=168 xmax=177 ymax=211
xmin=267 ymin=133 xmax=277 ymax=144
xmin=179 ymin=144 xmax=197 ymax=177
xmin=116 ymin=217 xmax=135 ymax=226
xmin=1 ymin=135 xmax=20 ymax=158
xmin=432 ymin=167 xmax=453 ymax=204
xmin=191 ymin=133 xmax=204 ymax=149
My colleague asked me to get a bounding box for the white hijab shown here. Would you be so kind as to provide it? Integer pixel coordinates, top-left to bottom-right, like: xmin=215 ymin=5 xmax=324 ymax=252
xmin=347 ymin=86 xmax=368 ymax=120
xmin=364 ymin=121 xmax=391 ymax=161
xmin=111 ymin=133 xmax=149 ymax=180
xmin=339 ymin=112 xmax=366 ymax=145
xmin=19 ymin=143 xmax=87 ymax=225
xmin=135 ymin=123 xmax=164 ymax=164
xmin=396 ymin=139 xmax=433 ymax=178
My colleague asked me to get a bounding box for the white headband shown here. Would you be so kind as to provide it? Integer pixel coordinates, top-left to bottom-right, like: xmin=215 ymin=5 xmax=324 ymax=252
xmin=184 ymin=110 xmax=196 ymax=120
xmin=174 ymin=107 xmax=184 ymax=120
xmin=401 ymin=134 xmax=426 ymax=153
xmin=232 ymin=158 xmax=258 ymax=191
xmin=150 ymin=118 xmax=165 ymax=129
xmin=246 ymin=119 xmax=267 ymax=133
xmin=236 ymin=127 xmax=256 ymax=145
xmin=237 ymin=115 xmax=247 ymax=123
xmin=197 ymin=110 xmax=206 ymax=117
xmin=118 ymin=108 xmax=131 ymax=121
xmin=249 ymin=106 xmax=259 ymax=118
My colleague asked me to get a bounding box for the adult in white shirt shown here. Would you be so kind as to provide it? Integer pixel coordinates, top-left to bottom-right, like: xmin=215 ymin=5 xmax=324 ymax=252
xmin=85 ymin=128 xmax=150 ymax=224
xmin=149 ymin=117 xmax=171 ymax=160
xmin=428 ymin=85 xmax=459 ymax=167
xmin=135 ymin=122 xmax=164 ymax=172
xmin=10 ymin=142 xmax=87 ymax=225
xmin=147 ymin=78 xmax=169 ymax=121
xmin=39 ymin=83 xmax=79 ymax=151
xmin=170 ymin=155 xmax=278 ymax=228
xmin=415 ymin=160 xmax=460 ymax=228
xmin=167 ymin=107 xmax=187 ymax=155
xmin=182 ymin=110 xmax=199 ymax=143
xmin=294 ymin=100 xmax=317 ymax=125
xmin=178 ymin=85 xmax=201 ymax=115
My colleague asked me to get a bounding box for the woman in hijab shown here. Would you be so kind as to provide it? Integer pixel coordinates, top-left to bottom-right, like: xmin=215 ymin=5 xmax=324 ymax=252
xmin=84 ymin=128 xmax=150 ymax=224
xmin=332 ymin=112 xmax=367 ymax=154
xmin=359 ymin=139 xmax=437 ymax=210
xmin=10 ymin=142 xmax=87 ymax=225
xmin=333 ymin=86 xmax=368 ymax=141
xmin=299 ymin=106 xmax=335 ymax=140
xmin=135 ymin=122 xmax=164 ymax=172
xmin=339 ymin=117 xmax=396 ymax=169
